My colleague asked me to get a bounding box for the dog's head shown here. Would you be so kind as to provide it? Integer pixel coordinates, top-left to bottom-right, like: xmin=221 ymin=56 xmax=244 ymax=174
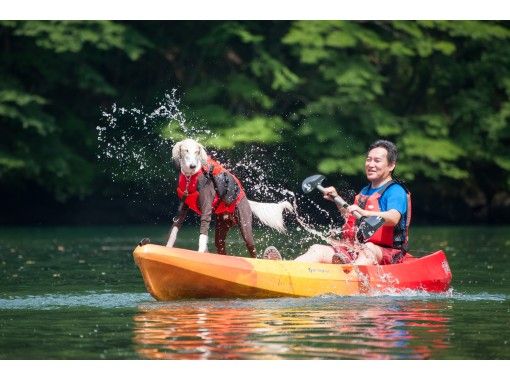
xmin=172 ymin=139 xmax=208 ymax=176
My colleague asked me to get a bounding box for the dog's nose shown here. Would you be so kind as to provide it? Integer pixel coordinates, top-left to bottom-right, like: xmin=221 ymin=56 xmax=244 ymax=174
xmin=189 ymin=164 xmax=196 ymax=169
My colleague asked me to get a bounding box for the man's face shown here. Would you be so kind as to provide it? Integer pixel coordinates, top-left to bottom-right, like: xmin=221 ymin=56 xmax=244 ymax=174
xmin=365 ymin=147 xmax=395 ymax=183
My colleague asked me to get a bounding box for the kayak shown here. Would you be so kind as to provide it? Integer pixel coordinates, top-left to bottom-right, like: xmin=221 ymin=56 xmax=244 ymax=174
xmin=133 ymin=243 xmax=452 ymax=300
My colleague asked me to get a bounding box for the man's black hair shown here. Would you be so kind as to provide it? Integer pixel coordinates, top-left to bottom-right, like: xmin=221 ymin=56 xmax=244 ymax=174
xmin=368 ymin=140 xmax=398 ymax=164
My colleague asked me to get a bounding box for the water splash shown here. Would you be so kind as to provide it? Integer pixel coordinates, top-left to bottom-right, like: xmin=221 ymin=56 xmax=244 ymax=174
xmin=96 ymin=89 xmax=221 ymax=222
xmin=96 ymin=89 xmax=344 ymax=249
xmin=98 ymin=90 xmax=182 ymax=185
xmin=213 ymin=146 xmax=346 ymax=254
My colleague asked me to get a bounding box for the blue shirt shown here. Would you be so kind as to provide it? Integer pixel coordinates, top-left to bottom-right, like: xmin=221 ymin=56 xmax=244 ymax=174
xmin=359 ymin=182 xmax=409 ymax=249
xmin=360 ymin=183 xmax=407 ymax=217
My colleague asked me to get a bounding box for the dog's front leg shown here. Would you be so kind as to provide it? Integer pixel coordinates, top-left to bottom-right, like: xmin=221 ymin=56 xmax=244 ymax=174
xmin=198 ymin=234 xmax=208 ymax=253
xmin=166 ymin=226 xmax=179 ymax=247
xmin=197 ymin=185 xmax=215 ymax=253
xmin=167 ymin=203 xmax=188 ymax=248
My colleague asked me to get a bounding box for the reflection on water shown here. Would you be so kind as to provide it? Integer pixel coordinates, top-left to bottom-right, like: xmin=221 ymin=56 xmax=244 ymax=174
xmin=1 ymin=225 xmax=508 ymax=359
xmin=133 ymin=298 xmax=450 ymax=359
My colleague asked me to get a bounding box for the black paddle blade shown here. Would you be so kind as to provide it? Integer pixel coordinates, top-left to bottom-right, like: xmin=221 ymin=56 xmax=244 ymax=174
xmin=357 ymin=216 xmax=385 ymax=241
xmin=138 ymin=238 xmax=151 ymax=246
xmin=301 ymin=174 xmax=325 ymax=194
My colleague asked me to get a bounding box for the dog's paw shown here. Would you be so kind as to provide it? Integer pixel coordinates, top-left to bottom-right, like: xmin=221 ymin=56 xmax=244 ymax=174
xmin=198 ymin=234 xmax=208 ymax=252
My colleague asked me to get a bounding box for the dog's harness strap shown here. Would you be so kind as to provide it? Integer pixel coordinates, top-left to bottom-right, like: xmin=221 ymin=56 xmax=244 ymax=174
xmin=182 ymin=175 xmax=192 ymax=200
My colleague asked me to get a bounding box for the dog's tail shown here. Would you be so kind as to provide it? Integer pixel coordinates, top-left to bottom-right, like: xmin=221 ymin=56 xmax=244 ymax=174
xmin=248 ymin=200 xmax=293 ymax=233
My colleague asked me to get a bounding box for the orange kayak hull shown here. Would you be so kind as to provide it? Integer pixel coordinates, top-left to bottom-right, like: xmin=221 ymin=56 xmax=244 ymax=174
xmin=133 ymin=244 xmax=452 ymax=301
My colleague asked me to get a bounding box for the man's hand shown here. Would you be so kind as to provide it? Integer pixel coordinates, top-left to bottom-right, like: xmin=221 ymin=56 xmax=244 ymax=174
xmin=347 ymin=206 xmax=401 ymax=226
xmin=322 ymin=186 xmax=339 ymax=201
xmin=347 ymin=204 xmax=368 ymax=217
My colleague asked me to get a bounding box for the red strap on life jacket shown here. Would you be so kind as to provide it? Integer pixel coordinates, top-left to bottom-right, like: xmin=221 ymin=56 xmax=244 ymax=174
xmin=342 ymin=181 xmax=411 ymax=249
xmin=176 ymin=157 xmax=244 ymax=215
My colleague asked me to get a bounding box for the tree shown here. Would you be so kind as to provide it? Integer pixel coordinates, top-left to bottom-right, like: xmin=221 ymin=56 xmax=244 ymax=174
xmin=0 ymin=21 xmax=150 ymax=200
xmin=1 ymin=21 xmax=509 ymax=223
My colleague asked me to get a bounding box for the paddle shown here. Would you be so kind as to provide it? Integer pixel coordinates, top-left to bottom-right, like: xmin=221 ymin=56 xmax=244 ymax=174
xmin=301 ymin=174 xmax=385 ymax=242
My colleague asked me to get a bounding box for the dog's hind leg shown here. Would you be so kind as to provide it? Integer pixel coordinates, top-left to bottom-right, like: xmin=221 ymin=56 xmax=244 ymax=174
xmin=214 ymin=215 xmax=230 ymax=255
xmin=236 ymin=198 xmax=257 ymax=258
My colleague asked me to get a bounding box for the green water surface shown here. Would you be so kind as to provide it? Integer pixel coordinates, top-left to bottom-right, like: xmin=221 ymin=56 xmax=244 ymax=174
xmin=0 ymin=225 xmax=509 ymax=359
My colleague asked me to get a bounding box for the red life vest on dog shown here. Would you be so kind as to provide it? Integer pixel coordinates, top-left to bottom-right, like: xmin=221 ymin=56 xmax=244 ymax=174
xmin=343 ymin=180 xmax=412 ymax=250
xmin=176 ymin=157 xmax=245 ymax=215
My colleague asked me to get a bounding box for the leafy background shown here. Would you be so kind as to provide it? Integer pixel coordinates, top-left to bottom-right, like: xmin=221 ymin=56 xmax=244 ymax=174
xmin=1 ymin=21 xmax=509 ymax=225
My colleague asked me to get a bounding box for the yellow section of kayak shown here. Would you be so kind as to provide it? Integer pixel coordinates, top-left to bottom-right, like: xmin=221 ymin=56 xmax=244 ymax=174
xmin=133 ymin=244 xmax=361 ymax=300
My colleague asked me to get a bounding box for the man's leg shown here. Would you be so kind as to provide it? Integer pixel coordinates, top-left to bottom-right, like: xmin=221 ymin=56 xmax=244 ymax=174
xmin=294 ymin=244 xmax=336 ymax=263
xmin=353 ymin=242 xmax=383 ymax=265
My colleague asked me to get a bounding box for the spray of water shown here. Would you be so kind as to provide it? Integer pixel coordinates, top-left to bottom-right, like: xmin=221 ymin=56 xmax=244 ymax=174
xmin=97 ymin=89 xmax=208 ymax=184
xmin=97 ymin=89 xmax=351 ymax=256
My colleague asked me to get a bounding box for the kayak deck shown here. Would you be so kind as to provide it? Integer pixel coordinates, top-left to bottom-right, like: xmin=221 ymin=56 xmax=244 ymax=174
xmin=133 ymin=244 xmax=452 ymax=301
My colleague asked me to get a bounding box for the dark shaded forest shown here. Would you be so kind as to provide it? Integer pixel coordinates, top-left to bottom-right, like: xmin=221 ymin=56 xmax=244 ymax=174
xmin=1 ymin=21 xmax=509 ymax=225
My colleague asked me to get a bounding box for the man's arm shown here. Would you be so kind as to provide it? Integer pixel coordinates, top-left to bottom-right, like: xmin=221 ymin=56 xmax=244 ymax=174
xmin=322 ymin=186 xmax=350 ymax=217
xmin=347 ymin=206 xmax=401 ymax=226
xmin=347 ymin=185 xmax=407 ymax=226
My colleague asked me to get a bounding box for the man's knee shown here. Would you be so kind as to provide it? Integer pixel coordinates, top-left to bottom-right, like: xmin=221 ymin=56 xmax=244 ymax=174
xmin=295 ymin=244 xmax=334 ymax=263
xmin=308 ymin=244 xmax=326 ymax=255
xmin=362 ymin=242 xmax=383 ymax=262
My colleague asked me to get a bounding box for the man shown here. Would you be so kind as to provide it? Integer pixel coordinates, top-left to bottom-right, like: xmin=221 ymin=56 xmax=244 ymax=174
xmin=264 ymin=140 xmax=411 ymax=265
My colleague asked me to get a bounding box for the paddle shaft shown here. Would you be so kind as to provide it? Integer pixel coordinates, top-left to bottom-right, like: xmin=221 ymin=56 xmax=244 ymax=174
xmin=316 ymin=184 xmax=363 ymax=219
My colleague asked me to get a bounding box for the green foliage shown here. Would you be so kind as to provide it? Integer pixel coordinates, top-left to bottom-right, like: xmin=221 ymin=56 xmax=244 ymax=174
xmin=0 ymin=88 xmax=54 ymax=135
xmin=0 ymin=21 xmax=150 ymax=201
xmin=2 ymin=21 xmax=150 ymax=59
xmin=318 ymin=154 xmax=366 ymax=176
xmin=225 ymin=74 xmax=274 ymax=109
xmin=250 ymin=50 xmax=301 ymax=91
xmin=204 ymin=116 xmax=288 ymax=148
xmin=286 ymin=21 xmax=509 ymax=200
xmin=0 ymin=155 xmax=25 ymax=171
xmin=1 ymin=20 xmax=510 ymax=221
xmin=422 ymin=21 xmax=510 ymax=41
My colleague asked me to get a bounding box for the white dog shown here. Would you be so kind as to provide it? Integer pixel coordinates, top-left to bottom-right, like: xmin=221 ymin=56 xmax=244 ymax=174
xmin=167 ymin=138 xmax=292 ymax=257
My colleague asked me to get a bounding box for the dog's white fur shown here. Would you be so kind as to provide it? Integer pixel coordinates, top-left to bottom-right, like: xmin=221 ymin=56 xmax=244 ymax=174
xmin=168 ymin=138 xmax=292 ymax=252
xmin=172 ymin=138 xmax=208 ymax=177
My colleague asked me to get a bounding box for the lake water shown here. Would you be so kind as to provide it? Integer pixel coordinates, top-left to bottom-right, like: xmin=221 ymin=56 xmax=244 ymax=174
xmin=0 ymin=225 xmax=509 ymax=359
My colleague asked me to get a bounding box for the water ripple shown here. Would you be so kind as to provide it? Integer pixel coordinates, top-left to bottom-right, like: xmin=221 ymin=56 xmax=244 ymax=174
xmin=0 ymin=292 xmax=153 ymax=310
xmin=0 ymin=290 xmax=507 ymax=311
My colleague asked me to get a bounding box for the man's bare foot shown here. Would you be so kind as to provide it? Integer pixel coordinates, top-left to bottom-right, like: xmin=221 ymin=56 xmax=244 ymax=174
xmin=332 ymin=252 xmax=352 ymax=264
xmin=262 ymin=246 xmax=282 ymax=260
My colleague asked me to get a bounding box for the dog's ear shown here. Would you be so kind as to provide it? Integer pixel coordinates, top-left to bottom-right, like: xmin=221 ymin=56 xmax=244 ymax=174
xmin=198 ymin=143 xmax=208 ymax=166
xmin=171 ymin=141 xmax=182 ymax=169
